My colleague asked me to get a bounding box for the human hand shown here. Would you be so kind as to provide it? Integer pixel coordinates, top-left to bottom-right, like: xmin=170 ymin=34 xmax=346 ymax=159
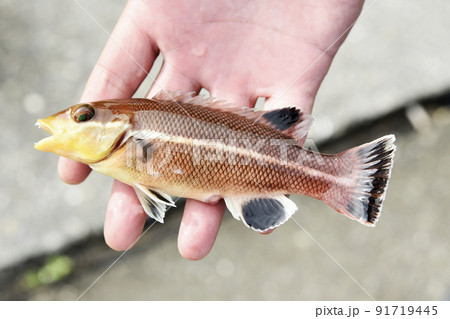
xmin=58 ymin=0 xmax=363 ymax=259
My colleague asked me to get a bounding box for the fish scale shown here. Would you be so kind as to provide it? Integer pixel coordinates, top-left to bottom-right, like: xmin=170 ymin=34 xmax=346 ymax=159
xmin=35 ymin=91 xmax=396 ymax=232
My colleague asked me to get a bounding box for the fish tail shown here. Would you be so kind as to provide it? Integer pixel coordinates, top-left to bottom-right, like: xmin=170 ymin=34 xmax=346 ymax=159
xmin=324 ymin=135 xmax=396 ymax=226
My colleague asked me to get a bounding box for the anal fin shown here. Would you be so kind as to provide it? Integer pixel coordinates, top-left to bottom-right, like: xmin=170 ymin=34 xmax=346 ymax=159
xmin=224 ymin=195 xmax=298 ymax=232
xmin=134 ymin=183 xmax=176 ymax=223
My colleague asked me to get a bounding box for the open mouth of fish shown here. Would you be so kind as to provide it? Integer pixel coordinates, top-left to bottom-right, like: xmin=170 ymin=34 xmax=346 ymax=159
xmin=36 ymin=119 xmax=53 ymax=134
xmin=34 ymin=119 xmax=56 ymax=151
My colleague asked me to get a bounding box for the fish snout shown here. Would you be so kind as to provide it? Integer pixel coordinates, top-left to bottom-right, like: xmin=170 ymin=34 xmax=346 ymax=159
xmin=36 ymin=118 xmax=54 ymax=134
xmin=34 ymin=118 xmax=58 ymax=152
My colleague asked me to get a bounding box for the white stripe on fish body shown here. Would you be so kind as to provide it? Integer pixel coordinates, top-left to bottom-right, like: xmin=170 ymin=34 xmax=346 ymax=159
xmin=127 ymin=129 xmax=337 ymax=181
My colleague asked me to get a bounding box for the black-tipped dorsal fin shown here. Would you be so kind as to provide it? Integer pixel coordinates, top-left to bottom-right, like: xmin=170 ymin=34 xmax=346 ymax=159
xmin=260 ymin=107 xmax=312 ymax=140
xmin=152 ymin=90 xmax=312 ymax=140
xmin=221 ymin=106 xmax=313 ymax=141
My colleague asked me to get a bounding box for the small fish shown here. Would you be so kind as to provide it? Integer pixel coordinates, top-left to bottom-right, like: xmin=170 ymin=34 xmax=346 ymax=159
xmin=35 ymin=92 xmax=396 ymax=232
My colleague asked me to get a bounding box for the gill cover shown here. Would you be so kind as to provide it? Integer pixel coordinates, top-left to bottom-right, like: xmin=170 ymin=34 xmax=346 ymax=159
xmin=34 ymin=102 xmax=130 ymax=164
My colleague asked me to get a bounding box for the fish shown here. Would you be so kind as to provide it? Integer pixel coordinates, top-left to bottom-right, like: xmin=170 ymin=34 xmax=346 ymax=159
xmin=34 ymin=91 xmax=396 ymax=232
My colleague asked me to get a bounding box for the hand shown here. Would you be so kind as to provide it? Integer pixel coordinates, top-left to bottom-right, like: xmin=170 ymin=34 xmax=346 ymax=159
xmin=58 ymin=0 xmax=363 ymax=259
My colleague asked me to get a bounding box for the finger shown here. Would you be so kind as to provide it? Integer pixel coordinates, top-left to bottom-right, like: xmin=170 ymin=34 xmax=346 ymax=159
xmin=104 ymin=180 xmax=147 ymax=251
xmin=81 ymin=1 xmax=158 ymax=101
xmin=147 ymin=63 xmax=201 ymax=98
xmin=178 ymin=199 xmax=226 ymax=260
xmin=58 ymin=157 xmax=92 ymax=185
xmin=264 ymin=91 xmax=314 ymax=115
xmin=59 ymin=2 xmax=159 ymax=184
xmin=209 ymin=88 xmax=256 ymax=109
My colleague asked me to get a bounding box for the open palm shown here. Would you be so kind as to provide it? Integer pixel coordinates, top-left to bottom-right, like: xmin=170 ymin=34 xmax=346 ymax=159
xmin=59 ymin=0 xmax=363 ymax=259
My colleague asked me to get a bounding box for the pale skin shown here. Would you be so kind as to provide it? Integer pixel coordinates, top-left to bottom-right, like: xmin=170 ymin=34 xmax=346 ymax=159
xmin=59 ymin=0 xmax=364 ymax=259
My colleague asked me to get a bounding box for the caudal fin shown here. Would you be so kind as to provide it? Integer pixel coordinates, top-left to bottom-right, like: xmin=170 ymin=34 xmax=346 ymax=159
xmin=327 ymin=135 xmax=396 ymax=226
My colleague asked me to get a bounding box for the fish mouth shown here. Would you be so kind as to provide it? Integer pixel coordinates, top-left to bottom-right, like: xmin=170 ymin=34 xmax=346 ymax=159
xmin=36 ymin=118 xmax=53 ymax=134
xmin=34 ymin=118 xmax=57 ymax=152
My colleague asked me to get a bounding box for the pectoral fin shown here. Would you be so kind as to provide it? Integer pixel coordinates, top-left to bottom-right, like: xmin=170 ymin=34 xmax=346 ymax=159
xmin=134 ymin=183 xmax=176 ymax=223
xmin=224 ymin=195 xmax=298 ymax=232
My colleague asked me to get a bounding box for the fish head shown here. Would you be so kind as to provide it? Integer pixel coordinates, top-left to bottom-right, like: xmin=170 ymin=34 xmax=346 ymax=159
xmin=34 ymin=101 xmax=131 ymax=164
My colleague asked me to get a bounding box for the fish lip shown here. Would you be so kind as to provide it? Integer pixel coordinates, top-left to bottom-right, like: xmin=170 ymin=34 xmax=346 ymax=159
xmin=36 ymin=118 xmax=54 ymax=135
xmin=34 ymin=118 xmax=57 ymax=151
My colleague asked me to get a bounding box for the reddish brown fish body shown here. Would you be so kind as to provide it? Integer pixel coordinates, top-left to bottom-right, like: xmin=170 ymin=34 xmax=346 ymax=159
xmin=92 ymin=98 xmax=334 ymax=199
xmin=36 ymin=92 xmax=396 ymax=231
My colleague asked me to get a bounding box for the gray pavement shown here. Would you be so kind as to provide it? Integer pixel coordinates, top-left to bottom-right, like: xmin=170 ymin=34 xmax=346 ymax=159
xmin=0 ymin=0 xmax=450 ymax=300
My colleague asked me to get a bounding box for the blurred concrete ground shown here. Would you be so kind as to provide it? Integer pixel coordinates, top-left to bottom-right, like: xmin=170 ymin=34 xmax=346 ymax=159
xmin=0 ymin=0 xmax=449 ymax=300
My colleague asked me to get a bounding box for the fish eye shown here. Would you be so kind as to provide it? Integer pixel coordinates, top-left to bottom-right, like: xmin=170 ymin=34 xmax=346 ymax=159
xmin=73 ymin=104 xmax=95 ymax=123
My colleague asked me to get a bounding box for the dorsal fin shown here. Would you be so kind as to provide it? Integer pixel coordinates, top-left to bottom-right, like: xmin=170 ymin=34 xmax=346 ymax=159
xmin=152 ymin=90 xmax=234 ymax=108
xmin=260 ymin=107 xmax=312 ymax=140
xmin=152 ymin=90 xmax=312 ymax=140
